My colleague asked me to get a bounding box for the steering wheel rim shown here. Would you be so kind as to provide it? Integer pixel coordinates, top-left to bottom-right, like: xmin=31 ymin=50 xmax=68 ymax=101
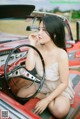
xmin=4 ymin=44 xmax=45 ymax=101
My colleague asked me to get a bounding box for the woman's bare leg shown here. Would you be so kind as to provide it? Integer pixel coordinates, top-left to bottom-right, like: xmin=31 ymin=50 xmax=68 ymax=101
xmin=17 ymin=84 xmax=36 ymax=98
xmin=48 ymin=95 xmax=70 ymax=118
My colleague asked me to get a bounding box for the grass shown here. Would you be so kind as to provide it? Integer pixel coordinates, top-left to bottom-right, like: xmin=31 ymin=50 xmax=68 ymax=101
xmin=0 ymin=20 xmax=32 ymax=36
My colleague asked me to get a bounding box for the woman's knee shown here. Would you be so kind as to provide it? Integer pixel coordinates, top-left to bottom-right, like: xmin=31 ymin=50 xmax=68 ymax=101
xmin=48 ymin=96 xmax=70 ymax=118
xmin=53 ymin=105 xmax=70 ymax=118
xmin=17 ymin=88 xmax=29 ymax=97
xmin=17 ymin=85 xmax=36 ymax=98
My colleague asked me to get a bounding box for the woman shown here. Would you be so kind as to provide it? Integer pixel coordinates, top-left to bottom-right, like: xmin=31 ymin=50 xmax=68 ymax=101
xmin=17 ymin=15 xmax=74 ymax=118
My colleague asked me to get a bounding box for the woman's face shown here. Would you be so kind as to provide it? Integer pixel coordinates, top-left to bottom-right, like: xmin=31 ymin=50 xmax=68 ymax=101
xmin=37 ymin=21 xmax=51 ymax=45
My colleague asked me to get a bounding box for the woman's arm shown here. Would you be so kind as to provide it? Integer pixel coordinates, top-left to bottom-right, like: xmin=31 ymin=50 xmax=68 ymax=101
xmin=46 ymin=50 xmax=69 ymax=102
xmin=25 ymin=33 xmax=39 ymax=70
xmin=25 ymin=48 xmax=36 ymax=70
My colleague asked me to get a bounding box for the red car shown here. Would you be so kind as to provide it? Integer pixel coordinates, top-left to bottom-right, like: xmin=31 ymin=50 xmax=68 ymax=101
xmin=0 ymin=5 xmax=80 ymax=119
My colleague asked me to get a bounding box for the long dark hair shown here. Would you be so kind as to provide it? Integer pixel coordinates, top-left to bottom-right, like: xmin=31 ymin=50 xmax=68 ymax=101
xmin=40 ymin=15 xmax=66 ymax=51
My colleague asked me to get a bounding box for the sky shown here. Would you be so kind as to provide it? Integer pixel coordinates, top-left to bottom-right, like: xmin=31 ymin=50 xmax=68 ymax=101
xmin=0 ymin=0 xmax=80 ymax=11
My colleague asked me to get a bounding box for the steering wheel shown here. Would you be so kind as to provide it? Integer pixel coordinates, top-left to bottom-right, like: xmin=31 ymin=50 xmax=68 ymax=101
xmin=4 ymin=44 xmax=45 ymax=101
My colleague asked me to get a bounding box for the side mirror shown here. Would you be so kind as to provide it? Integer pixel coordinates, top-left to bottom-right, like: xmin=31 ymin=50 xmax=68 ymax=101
xmin=26 ymin=26 xmax=31 ymax=31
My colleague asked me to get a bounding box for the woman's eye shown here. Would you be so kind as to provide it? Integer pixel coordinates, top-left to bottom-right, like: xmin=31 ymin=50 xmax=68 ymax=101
xmin=38 ymin=27 xmax=46 ymax=31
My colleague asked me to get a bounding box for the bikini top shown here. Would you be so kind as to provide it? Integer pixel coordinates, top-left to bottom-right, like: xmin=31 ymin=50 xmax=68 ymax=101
xmin=36 ymin=62 xmax=59 ymax=81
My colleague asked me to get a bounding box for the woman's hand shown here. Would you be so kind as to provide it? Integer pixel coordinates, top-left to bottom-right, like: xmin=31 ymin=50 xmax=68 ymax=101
xmin=29 ymin=32 xmax=39 ymax=46
xmin=34 ymin=98 xmax=49 ymax=114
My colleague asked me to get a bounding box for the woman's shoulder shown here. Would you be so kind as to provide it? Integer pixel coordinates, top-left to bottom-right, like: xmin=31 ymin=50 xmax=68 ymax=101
xmin=58 ymin=48 xmax=68 ymax=60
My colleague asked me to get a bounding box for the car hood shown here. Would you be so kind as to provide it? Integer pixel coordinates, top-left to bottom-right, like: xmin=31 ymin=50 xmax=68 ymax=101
xmin=0 ymin=32 xmax=30 ymax=52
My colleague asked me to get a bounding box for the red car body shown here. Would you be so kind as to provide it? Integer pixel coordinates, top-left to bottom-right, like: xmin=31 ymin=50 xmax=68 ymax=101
xmin=0 ymin=5 xmax=80 ymax=119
